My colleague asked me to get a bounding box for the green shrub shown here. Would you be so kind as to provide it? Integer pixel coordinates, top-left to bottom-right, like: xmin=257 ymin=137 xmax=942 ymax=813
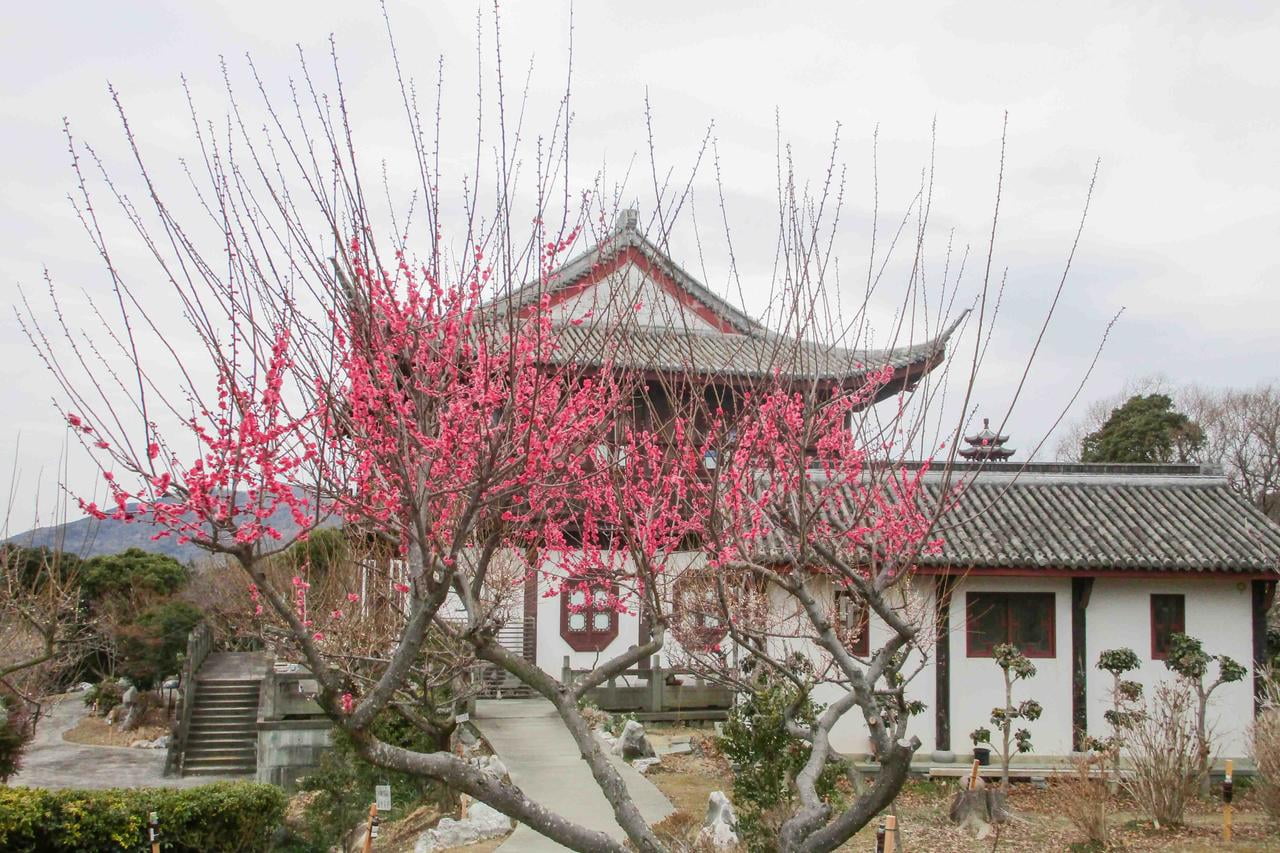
xmin=0 ymin=782 xmax=286 ymax=852
xmin=717 ymin=677 xmax=846 ymax=851
xmin=83 ymin=680 xmax=126 ymax=715
xmin=0 ymin=698 xmax=34 ymax=782
xmin=297 ymin=712 xmax=451 ymax=847
xmin=80 ymin=548 xmax=190 ymax=602
xmin=115 ymin=601 xmax=204 ymax=688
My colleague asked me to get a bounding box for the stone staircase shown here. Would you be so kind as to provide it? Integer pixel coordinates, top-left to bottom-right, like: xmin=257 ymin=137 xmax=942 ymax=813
xmin=178 ymin=651 xmax=271 ymax=777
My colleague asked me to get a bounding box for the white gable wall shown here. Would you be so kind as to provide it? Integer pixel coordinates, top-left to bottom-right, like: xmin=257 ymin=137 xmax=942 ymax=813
xmin=546 ymin=262 xmax=722 ymax=332
xmin=946 ymin=576 xmax=1076 ymax=757
xmin=1085 ymin=576 xmax=1255 ymax=757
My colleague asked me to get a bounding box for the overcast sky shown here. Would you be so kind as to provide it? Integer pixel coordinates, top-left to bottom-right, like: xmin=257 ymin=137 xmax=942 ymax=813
xmin=3 ymin=1 xmax=1278 ymax=527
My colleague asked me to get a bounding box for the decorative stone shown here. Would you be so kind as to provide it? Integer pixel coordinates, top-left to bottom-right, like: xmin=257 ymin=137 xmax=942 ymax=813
xmin=611 ymin=720 xmax=655 ymax=760
xmin=931 ymin=750 xmax=957 ymax=763
xmin=697 ymin=791 xmax=738 ymax=848
xmin=632 ymin=757 xmax=660 ymax=774
xmin=74 ymin=682 xmax=94 ymax=693
xmin=468 ymin=754 xmax=507 ymax=779
xmin=656 ymin=737 xmax=693 ymax=756
xmin=414 ymin=801 xmax=511 ymax=851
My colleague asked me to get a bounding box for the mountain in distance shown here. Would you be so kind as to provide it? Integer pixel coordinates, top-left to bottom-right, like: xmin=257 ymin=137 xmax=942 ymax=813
xmin=4 ymin=500 xmax=330 ymax=563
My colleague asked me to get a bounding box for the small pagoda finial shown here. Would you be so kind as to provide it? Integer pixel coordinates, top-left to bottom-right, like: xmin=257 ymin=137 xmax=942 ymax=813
xmin=617 ymin=208 xmax=639 ymax=231
xmin=959 ymin=415 xmax=1015 ymax=462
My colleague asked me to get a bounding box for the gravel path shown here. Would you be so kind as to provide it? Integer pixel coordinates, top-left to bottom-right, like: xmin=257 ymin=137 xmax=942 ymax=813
xmin=10 ymin=694 xmax=239 ymax=789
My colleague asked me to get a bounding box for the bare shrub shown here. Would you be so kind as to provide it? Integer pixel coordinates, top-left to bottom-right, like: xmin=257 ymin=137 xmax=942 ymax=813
xmin=1251 ymin=700 xmax=1280 ymax=824
xmin=1054 ymin=752 xmax=1110 ymax=848
xmin=1122 ymin=682 xmax=1201 ymax=828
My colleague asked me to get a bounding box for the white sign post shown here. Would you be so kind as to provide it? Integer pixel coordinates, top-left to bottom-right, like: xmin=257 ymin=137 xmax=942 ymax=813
xmin=375 ymin=784 xmax=392 ymax=813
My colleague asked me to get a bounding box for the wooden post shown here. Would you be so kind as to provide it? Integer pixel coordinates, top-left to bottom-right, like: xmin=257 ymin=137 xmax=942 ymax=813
xmin=967 ymin=759 xmax=981 ymax=791
xmin=148 ymin=810 xmax=160 ymax=853
xmin=362 ymin=802 xmax=377 ymax=853
xmin=649 ymin=655 xmax=663 ymax=713
xmin=883 ymin=814 xmax=898 ymax=853
xmin=1223 ymin=758 xmax=1234 ymax=842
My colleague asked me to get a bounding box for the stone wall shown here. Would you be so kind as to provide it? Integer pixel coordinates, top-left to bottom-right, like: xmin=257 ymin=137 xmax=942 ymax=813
xmin=257 ymin=720 xmax=333 ymax=789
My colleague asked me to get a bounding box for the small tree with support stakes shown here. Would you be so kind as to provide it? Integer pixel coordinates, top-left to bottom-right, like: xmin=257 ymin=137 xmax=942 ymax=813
xmin=1164 ymin=633 xmax=1247 ymax=795
xmin=1093 ymin=647 xmax=1144 ymax=791
xmin=970 ymin=644 xmax=1042 ymax=792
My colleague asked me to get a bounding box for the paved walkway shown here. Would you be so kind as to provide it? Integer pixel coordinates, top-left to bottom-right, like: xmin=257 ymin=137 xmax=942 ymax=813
xmin=10 ymin=694 xmax=232 ymax=790
xmin=475 ymin=699 xmax=674 ymax=852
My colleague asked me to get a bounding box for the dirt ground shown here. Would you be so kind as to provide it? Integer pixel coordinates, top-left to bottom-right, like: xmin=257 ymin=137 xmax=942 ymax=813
xmin=641 ymin=726 xmax=1280 ymax=851
xmin=61 ymin=705 xmax=170 ymax=747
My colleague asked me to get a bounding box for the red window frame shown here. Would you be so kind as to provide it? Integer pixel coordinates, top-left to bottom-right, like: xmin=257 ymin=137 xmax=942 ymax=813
xmin=1150 ymin=594 xmax=1185 ymax=660
xmin=966 ymin=592 xmax=1056 ymax=658
xmin=560 ymin=582 xmax=620 ymax=652
xmin=672 ymin=571 xmax=729 ymax=649
xmin=834 ymin=589 xmax=870 ymax=656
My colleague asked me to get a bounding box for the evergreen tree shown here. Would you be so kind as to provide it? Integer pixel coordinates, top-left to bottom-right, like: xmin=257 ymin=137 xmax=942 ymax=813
xmin=1081 ymin=394 xmax=1203 ymax=463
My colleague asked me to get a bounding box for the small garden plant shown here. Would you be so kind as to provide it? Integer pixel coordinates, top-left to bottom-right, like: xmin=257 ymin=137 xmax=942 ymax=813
xmin=970 ymin=643 xmax=1042 ymax=791
xmin=1093 ymin=647 xmax=1143 ymax=789
xmin=1163 ymin=632 xmax=1246 ymax=793
xmin=717 ymin=674 xmax=846 ymax=850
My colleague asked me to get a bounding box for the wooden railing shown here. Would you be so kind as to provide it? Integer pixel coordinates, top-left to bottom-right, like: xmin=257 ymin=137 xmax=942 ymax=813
xmin=163 ymin=622 xmax=213 ymax=777
xmin=562 ymin=654 xmax=734 ymax=722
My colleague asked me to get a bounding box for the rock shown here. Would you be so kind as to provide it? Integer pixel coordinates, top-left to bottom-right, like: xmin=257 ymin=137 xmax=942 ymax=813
xmin=468 ymin=754 xmax=507 ymax=779
xmin=931 ymin=750 xmax=957 ymax=763
xmin=456 ymin=724 xmax=479 ymax=748
xmin=74 ymin=682 xmax=93 ymax=693
xmin=104 ymin=706 xmax=122 ymax=725
xmin=632 ymin=757 xmax=661 ymax=774
xmin=116 ymin=677 xmax=132 ymax=689
xmin=611 ymin=720 xmax=656 ymax=760
xmin=698 ymin=791 xmax=738 ymax=848
xmin=414 ymin=801 xmax=511 ymax=851
xmin=121 ymin=685 xmax=138 ymax=707
xmin=656 ymin=739 xmax=693 ymax=756
xmin=130 ymin=739 xmax=150 ymax=748
xmin=150 ymin=736 xmax=169 ymax=749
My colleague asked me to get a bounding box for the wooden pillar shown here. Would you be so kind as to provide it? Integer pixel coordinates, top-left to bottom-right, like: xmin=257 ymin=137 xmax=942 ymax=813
xmin=523 ymin=557 xmax=539 ymax=665
xmin=1253 ymin=580 xmax=1276 ymax=714
xmin=935 ymin=574 xmax=955 ymax=751
xmin=1071 ymin=578 xmax=1094 ymax=751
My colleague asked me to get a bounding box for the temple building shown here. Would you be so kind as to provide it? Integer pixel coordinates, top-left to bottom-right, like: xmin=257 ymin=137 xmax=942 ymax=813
xmin=482 ymin=211 xmax=1280 ymax=765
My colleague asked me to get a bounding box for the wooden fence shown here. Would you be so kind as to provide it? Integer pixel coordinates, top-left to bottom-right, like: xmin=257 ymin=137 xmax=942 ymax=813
xmin=562 ymin=655 xmax=734 ymax=722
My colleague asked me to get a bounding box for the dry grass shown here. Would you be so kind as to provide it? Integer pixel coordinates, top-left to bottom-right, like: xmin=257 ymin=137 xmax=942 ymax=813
xmin=61 ymin=706 xmax=169 ymax=747
xmin=1054 ymin=753 xmax=1112 ymax=848
xmin=1253 ymin=705 xmax=1280 ymax=827
xmin=638 ymin=724 xmax=1278 ymax=852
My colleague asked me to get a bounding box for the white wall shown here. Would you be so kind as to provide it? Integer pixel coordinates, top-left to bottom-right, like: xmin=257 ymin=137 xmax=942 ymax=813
xmin=785 ymin=576 xmax=939 ymax=757
xmin=1086 ymin=576 xmax=1256 ymax=758
xmin=546 ymin=262 xmax=719 ymax=331
xmin=947 ymin=576 xmax=1076 ymax=757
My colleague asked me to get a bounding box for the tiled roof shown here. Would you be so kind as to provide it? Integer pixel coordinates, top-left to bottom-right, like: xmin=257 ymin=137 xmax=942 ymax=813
xmin=490 ymin=211 xmax=962 ymax=382
xmin=768 ymin=464 xmax=1280 ymax=574
xmin=543 ymin=322 xmax=960 ymax=382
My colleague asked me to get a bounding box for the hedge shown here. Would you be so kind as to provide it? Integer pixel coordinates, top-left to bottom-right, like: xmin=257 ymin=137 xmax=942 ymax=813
xmin=0 ymin=782 xmax=287 ymax=852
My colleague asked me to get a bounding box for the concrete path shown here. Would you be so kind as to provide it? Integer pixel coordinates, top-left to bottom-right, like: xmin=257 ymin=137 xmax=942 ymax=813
xmin=475 ymin=699 xmax=674 ymax=852
xmin=11 ymin=694 xmax=234 ymax=790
